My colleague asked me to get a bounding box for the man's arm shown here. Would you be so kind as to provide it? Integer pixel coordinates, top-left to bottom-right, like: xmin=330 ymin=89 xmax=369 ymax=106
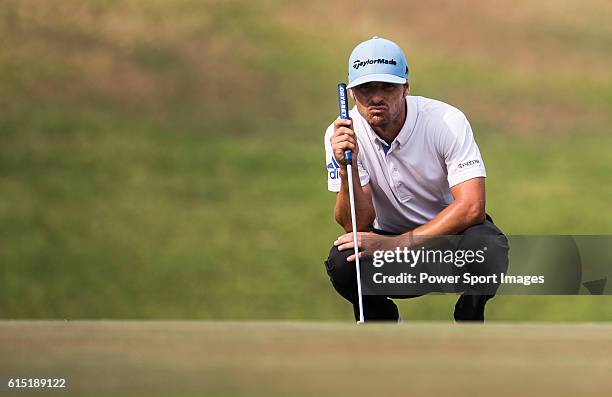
xmin=335 ymin=180 xmax=375 ymax=232
xmin=329 ymin=118 xmax=375 ymax=232
xmin=334 ymin=176 xmax=485 ymax=261
xmin=334 ymin=177 xmax=485 ymax=261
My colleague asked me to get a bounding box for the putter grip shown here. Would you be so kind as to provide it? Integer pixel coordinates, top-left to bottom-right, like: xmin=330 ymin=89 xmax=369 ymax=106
xmin=337 ymin=83 xmax=352 ymax=165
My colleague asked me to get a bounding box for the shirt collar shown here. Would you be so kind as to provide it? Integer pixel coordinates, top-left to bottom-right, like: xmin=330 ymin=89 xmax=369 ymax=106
xmin=395 ymin=95 xmax=418 ymax=147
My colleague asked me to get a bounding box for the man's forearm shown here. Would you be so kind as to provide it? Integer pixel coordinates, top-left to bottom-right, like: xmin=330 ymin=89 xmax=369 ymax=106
xmin=400 ymin=199 xmax=485 ymax=246
xmin=334 ymin=168 xmax=375 ymax=232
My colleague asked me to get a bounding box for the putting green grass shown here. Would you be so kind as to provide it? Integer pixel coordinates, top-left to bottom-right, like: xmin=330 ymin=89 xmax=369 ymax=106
xmin=1 ymin=1 xmax=612 ymax=321
xmin=1 ymin=321 xmax=612 ymax=396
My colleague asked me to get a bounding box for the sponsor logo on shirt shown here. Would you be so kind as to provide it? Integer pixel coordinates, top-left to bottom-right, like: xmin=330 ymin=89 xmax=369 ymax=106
xmin=458 ymin=159 xmax=480 ymax=169
xmin=327 ymin=156 xmax=341 ymax=179
xmin=353 ymin=58 xmax=397 ymax=70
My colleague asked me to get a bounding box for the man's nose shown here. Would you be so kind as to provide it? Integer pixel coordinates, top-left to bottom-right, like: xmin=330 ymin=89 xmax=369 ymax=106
xmin=369 ymin=91 xmax=385 ymax=103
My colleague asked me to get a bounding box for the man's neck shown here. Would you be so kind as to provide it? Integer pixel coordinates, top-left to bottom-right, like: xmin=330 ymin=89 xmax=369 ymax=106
xmin=371 ymin=98 xmax=407 ymax=144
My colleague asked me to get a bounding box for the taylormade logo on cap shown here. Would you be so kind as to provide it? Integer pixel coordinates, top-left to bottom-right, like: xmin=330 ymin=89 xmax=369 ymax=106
xmin=347 ymin=36 xmax=408 ymax=89
xmin=352 ymin=58 xmax=397 ymax=70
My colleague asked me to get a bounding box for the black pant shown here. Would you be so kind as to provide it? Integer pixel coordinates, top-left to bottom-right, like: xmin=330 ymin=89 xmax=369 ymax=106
xmin=324 ymin=217 xmax=508 ymax=322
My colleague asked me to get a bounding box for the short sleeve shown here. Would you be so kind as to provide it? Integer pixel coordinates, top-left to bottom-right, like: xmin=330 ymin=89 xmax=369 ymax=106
xmin=324 ymin=123 xmax=370 ymax=192
xmin=439 ymin=109 xmax=487 ymax=187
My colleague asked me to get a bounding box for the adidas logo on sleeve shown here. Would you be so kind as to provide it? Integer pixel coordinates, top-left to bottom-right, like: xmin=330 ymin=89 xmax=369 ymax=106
xmin=326 ymin=156 xmax=340 ymax=179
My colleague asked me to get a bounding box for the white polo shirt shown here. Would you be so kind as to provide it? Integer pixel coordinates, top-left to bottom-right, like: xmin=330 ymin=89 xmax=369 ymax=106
xmin=324 ymin=95 xmax=486 ymax=233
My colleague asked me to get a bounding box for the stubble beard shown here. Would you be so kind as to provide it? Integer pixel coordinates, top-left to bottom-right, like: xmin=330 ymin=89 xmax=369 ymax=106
xmin=367 ymin=104 xmax=401 ymax=129
xmin=367 ymin=114 xmax=388 ymax=128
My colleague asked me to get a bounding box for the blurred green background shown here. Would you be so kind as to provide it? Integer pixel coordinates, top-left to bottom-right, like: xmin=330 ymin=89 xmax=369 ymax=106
xmin=1 ymin=0 xmax=611 ymax=321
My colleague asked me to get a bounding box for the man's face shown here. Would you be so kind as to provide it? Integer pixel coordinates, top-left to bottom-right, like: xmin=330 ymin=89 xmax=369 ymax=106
xmin=350 ymin=82 xmax=408 ymax=128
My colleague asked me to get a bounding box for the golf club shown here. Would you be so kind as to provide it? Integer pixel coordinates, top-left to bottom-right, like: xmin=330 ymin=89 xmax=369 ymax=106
xmin=337 ymin=83 xmax=365 ymax=324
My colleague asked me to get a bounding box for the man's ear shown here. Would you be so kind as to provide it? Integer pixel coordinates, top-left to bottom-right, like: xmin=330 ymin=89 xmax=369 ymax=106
xmin=348 ymin=88 xmax=355 ymax=101
xmin=404 ymin=83 xmax=410 ymax=96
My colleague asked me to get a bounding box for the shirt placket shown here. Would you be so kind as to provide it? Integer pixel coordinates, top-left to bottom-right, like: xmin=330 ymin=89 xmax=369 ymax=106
xmin=383 ymin=142 xmax=403 ymax=194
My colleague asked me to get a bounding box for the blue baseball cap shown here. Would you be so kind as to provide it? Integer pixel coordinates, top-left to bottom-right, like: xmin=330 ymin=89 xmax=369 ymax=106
xmin=347 ymin=36 xmax=409 ymax=88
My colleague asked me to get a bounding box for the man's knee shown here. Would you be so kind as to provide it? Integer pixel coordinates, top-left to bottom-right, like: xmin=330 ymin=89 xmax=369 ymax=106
xmin=461 ymin=220 xmax=508 ymax=258
xmin=324 ymin=245 xmax=358 ymax=301
xmin=461 ymin=219 xmax=504 ymax=236
xmin=459 ymin=220 xmax=509 ymax=294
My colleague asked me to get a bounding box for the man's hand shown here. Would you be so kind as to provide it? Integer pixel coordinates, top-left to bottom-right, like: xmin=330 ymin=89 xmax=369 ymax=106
xmin=334 ymin=232 xmax=398 ymax=262
xmin=331 ymin=118 xmax=358 ymax=167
